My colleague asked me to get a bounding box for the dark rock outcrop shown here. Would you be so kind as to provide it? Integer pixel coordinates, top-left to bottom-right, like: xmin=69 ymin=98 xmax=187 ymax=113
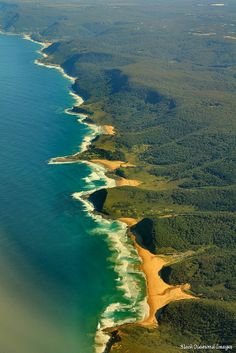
xmin=131 ymin=218 xmax=156 ymax=254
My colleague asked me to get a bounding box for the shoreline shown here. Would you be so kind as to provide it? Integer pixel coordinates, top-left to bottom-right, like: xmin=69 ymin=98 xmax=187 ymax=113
xmin=134 ymin=239 xmax=196 ymax=326
xmin=118 ymin=218 xmax=197 ymax=327
xmin=1 ymin=29 xmax=197 ymax=352
xmin=23 ymin=30 xmax=195 ymax=341
xmin=20 ymin=32 xmax=148 ymax=352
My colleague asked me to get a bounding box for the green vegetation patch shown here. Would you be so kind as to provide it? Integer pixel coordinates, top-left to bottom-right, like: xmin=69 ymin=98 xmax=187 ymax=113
xmin=158 ymin=300 xmax=236 ymax=350
xmin=161 ymin=248 xmax=236 ymax=301
xmin=154 ymin=213 xmax=236 ymax=252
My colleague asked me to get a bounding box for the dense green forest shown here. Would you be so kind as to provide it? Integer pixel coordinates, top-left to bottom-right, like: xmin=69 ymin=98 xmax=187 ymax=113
xmin=0 ymin=0 xmax=235 ymax=352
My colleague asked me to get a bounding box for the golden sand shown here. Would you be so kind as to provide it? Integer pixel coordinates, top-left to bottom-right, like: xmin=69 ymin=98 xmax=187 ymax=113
xmin=91 ymin=159 xmax=124 ymax=170
xmin=116 ymin=178 xmax=141 ymax=187
xmin=122 ymin=162 xmax=136 ymax=168
xmin=135 ymin=241 xmax=196 ymax=326
xmin=118 ymin=218 xmax=139 ymax=227
xmin=91 ymin=159 xmax=135 ymax=171
xmin=103 ymin=125 xmax=115 ymax=135
xmin=116 ymin=218 xmax=196 ymax=327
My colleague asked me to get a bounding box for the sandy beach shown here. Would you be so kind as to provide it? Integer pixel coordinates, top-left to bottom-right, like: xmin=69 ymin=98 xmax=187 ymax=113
xmin=134 ymin=240 xmax=196 ymax=326
xmin=103 ymin=125 xmax=115 ymax=135
xmin=118 ymin=218 xmax=139 ymax=227
xmin=90 ymin=160 xmax=140 ymax=186
xmin=91 ymin=159 xmax=125 ymax=170
xmin=116 ymin=218 xmax=196 ymax=327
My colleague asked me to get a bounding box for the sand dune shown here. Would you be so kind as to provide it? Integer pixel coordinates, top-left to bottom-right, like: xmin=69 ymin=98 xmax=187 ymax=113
xmin=116 ymin=178 xmax=141 ymax=187
xmin=91 ymin=159 xmax=124 ymax=170
xmin=103 ymin=125 xmax=115 ymax=135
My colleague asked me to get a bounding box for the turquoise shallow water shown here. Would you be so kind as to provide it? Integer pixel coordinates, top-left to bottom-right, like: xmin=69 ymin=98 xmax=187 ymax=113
xmin=0 ymin=34 xmax=145 ymax=353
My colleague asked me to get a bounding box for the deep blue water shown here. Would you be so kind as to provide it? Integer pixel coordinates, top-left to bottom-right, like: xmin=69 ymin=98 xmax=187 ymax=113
xmin=0 ymin=34 xmax=145 ymax=353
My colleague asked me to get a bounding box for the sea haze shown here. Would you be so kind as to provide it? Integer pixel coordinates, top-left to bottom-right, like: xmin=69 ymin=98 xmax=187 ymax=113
xmin=0 ymin=34 xmax=145 ymax=353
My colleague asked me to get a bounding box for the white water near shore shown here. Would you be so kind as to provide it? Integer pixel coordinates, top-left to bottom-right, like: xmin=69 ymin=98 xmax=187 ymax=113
xmin=20 ymin=32 xmax=148 ymax=353
xmin=72 ymin=188 xmax=148 ymax=353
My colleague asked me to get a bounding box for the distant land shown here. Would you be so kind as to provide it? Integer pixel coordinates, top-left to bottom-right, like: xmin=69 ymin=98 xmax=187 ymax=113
xmin=0 ymin=0 xmax=235 ymax=352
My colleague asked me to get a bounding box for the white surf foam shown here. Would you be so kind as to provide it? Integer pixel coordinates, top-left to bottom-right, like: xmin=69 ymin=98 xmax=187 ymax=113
xmin=72 ymin=183 xmax=148 ymax=353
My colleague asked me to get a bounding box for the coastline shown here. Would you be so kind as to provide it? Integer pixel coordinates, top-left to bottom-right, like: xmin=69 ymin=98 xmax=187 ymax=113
xmin=20 ymin=32 xmax=148 ymax=352
xmin=119 ymin=219 xmax=197 ymax=328
xmin=2 ymin=29 xmax=196 ymax=352
xmin=134 ymin=240 xmax=196 ymax=326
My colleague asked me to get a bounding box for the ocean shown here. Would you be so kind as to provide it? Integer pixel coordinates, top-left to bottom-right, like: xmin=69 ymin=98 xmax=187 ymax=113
xmin=0 ymin=34 xmax=146 ymax=353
